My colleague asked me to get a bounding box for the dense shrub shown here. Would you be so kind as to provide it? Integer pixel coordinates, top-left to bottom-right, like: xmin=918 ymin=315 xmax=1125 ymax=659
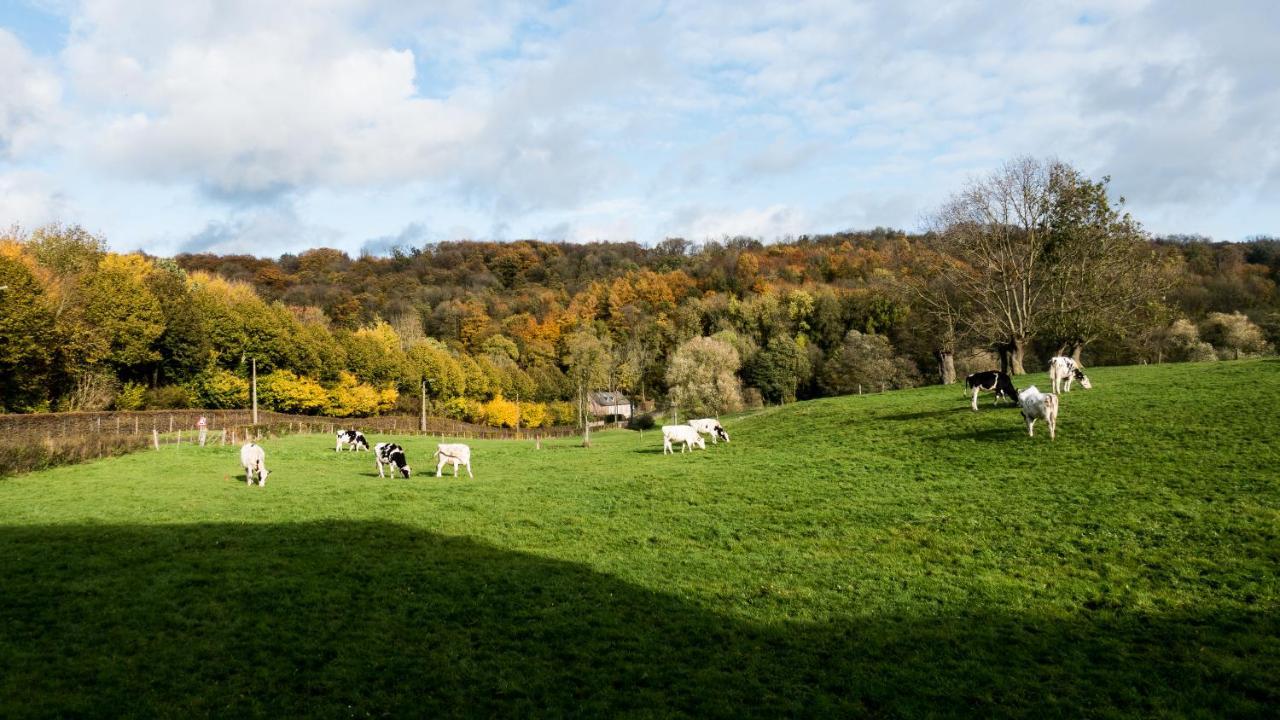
xmin=112 ymin=382 xmax=146 ymax=411
xmin=627 ymin=412 xmax=656 ymax=431
xmin=820 ymin=331 xmax=921 ymax=394
xmin=1200 ymin=312 xmax=1271 ymax=360
xmin=144 ymin=385 xmax=194 ymax=409
xmin=187 ymin=368 xmax=250 ymax=409
xmin=0 ymin=434 xmax=152 ymax=476
xmin=258 ymin=371 xmax=329 ymax=414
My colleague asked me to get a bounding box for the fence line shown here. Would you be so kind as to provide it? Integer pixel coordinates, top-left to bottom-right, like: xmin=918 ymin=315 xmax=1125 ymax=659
xmin=0 ymin=409 xmax=581 ymax=442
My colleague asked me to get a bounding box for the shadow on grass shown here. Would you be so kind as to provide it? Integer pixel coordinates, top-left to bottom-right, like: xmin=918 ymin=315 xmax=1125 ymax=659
xmin=1 ymin=522 xmax=1273 ymax=718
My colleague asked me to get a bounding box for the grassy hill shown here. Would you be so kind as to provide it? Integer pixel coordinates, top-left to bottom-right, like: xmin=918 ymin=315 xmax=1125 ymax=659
xmin=2 ymin=360 xmax=1277 ymax=717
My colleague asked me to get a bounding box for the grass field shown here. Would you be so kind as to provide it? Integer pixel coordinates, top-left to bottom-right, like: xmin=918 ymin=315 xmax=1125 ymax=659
xmin=2 ymin=360 xmax=1278 ymax=718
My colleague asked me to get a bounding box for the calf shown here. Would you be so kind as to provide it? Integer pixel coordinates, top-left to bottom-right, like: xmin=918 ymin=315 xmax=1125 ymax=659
xmin=662 ymin=425 xmax=706 ymax=454
xmin=1018 ymin=385 xmax=1060 ymax=440
xmin=965 ymin=371 xmax=1019 ymax=411
xmin=1048 ymin=356 xmax=1092 ymax=394
xmin=434 ymin=443 xmax=473 ymax=478
xmin=689 ymin=418 xmax=730 ymax=444
xmin=240 ymin=442 xmax=270 ymax=486
xmin=336 ymin=429 xmax=370 ymax=452
xmin=375 ymin=442 xmax=412 ymax=478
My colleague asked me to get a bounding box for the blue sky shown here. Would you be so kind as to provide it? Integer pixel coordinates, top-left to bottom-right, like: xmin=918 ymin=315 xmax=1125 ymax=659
xmin=1 ymin=0 xmax=1277 ymax=257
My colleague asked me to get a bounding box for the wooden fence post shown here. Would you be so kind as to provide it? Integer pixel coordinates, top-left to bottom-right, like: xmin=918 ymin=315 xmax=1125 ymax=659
xmin=152 ymin=429 xmax=160 ymax=450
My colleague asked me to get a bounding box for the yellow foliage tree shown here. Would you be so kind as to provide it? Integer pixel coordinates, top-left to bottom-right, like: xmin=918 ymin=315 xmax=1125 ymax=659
xmin=520 ymin=401 xmax=547 ymax=428
xmin=482 ymin=394 xmax=519 ymax=428
xmin=259 ymin=370 xmax=330 ymax=414
xmin=326 ymin=372 xmax=382 ymax=417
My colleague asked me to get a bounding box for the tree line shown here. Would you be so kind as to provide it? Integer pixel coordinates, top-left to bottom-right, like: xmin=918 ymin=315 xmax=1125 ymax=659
xmin=2 ymin=158 xmax=1276 ymax=422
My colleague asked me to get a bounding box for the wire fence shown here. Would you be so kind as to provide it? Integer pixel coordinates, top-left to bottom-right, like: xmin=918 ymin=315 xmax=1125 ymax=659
xmin=0 ymin=409 xmax=583 ymax=476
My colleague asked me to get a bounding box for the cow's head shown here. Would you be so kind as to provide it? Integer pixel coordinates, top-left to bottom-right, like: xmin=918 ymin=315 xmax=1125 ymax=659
xmin=694 ymin=436 xmax=706 ymax=450
xmin=1074 ymin=369 xmax=1092 ymax=389
xmin=715 ymin=425 xmax=730 ymax=442
xmin=399 ymin=464 xmax=411 ymax=479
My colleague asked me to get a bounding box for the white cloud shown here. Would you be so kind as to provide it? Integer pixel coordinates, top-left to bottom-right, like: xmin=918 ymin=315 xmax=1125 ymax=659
xmin=178 ymin=203 xmax=341 ymax=256
xmin=0 ymin=28 xmax=62 ymax=159
xmin=1 ymin=0 xmax=1277 ymax=247
xmin=0 ymin=170 xmax=70 ymax=229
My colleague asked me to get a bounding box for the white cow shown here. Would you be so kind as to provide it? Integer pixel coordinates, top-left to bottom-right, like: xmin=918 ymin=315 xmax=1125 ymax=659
xmin=662 ymin=425 xmax=706 ymax=454
xmin=434 ymin=443 xmax=473 ymax=478
xmin=688 ymin=418 xmax=730 ymax=444
xmin=1048 ymin=356 xmax=1092 ymax=394
xmin=240 ymin=442 xmax=270 ymax=486
xmin=1018 ymin=385 xmax=1060 ymax=440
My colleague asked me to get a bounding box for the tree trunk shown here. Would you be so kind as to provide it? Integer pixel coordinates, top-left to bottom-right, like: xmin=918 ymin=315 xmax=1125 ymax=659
xmin=936 ymin=350 xmax=956 ymax=385
xmin=1071 ymin=343 xmax=1084 ymax=364
xmin=1003 ymin=338 xmax=1027 ymax=375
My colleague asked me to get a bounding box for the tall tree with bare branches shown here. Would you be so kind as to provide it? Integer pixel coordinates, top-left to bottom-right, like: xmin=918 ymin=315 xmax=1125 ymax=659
xmin=930 ymin=157 xmax=1169 ymax=374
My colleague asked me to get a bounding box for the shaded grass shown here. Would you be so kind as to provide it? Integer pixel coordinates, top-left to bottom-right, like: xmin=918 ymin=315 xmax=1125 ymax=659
xmin=1 ymin=360 xmax=1278 ymax=717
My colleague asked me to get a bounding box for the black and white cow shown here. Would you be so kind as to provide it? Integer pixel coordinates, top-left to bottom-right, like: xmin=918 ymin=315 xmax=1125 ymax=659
xmin=336 ymin=429 xmax=370 ymax=452
xmin=689 ymin=418 xmax=730 ymax=444
xmin=374 ymin=442 xmax=411 ymax=478
xmin=1048 ymin=356 xmax=1092 ymax=394
xmin=965 ymin=370 xmax=1020 ymax=411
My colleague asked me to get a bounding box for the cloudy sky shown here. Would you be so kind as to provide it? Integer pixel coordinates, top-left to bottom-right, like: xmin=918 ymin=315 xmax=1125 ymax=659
xmin=1 ymin=1 xmax=1277 ymax=256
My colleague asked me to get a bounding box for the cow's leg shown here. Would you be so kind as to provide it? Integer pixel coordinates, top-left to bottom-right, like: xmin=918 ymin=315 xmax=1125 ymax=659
xmin=971 ymin=387 xmax=979 ymax=412
xmin=464 ymin=460 xmax=473 ymax=479
xmin=245 ymin=467 xmax=252 ymax=486
xmin=436 ymin=457 xmax=445 ymax=477
xmin=1064 ymin=376 xmax=1073 ymax=392
xmin=452 ymin=459 xmax=460 ymax=477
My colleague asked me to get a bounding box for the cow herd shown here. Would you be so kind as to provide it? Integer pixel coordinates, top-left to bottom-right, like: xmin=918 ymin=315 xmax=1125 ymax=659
xmin=965 ymin=355 xmax=1094 ymax=440
xmin=237 ymin=429 xmax=475 ymax=487
xmin=236 ymin=358 xmax=1086 ymax=484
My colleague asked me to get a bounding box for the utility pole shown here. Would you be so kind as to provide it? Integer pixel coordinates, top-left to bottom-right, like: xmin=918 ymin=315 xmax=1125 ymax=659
xmin=251 ymin=358 xmax=258 ymax=425
xmin=420 ymin=379 xmax=427 ymax=432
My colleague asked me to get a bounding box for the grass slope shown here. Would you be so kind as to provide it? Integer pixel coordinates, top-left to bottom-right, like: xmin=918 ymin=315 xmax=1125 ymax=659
xmin=1 ymin=360 xmax=1277 ymax=718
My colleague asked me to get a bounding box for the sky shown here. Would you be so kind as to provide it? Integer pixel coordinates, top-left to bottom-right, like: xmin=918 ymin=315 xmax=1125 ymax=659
xmin=1 ymin=0 xmax=1277 ymax=257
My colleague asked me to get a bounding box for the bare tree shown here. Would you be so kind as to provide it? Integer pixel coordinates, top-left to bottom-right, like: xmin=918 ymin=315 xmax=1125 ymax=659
xmin=929 ymin=157 xmax=1060 ymax=374
xmin=930 ymin=157 xmax=1170 ymax=374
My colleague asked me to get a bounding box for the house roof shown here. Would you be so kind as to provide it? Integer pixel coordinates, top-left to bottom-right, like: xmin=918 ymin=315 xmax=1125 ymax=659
xmin=589 ymin=391 xmax=629 ymax=405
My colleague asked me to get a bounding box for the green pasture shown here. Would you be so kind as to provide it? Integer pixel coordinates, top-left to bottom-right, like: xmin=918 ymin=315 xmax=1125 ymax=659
xmin=2 ymin=360 xmax=1278 ymax=717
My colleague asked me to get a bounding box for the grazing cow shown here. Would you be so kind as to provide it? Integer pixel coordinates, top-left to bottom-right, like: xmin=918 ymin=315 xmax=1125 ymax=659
xmin=375 ymin=442 xmax=412 ymax=478
xmin=1018 ymin=385 xmax=1060 ymax=440
xmin=336 ymin=429 xmax=370 ymax=452
xmin=240 ymin=442 xmax=269 ymax=486
xmin=434 ymin=443 xmax=473 ymax=478
xmin=965 ymin=371 xmax=1020 ymax=411
xmin=662 ymin=425 xmax=706 ymax=454
xmin=1048 ymin=356 xmax=1093 ymax=394
xmin=688 ymin=418 xmax=730 ymax=444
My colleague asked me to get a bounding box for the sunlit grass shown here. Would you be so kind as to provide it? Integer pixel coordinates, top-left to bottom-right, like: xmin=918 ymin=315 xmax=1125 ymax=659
xmin=2 ymin=360 xmax=1277 ymax=717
